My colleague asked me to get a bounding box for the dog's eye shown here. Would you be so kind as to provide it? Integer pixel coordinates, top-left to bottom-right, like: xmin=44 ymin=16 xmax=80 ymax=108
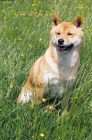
xmin=56 ymin=32 xmax=60 ymax=35
xmin=68 ymin=32 xmax=73 ymax=36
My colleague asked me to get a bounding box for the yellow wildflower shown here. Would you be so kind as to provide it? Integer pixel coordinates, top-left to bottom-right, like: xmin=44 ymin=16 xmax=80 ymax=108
xmin=4 ymin=17 xmax=7 ymax=20
xmin=40 ymin=13 xmax=43 ymax=16
xmin=39 ymin=38 xmax=42 ymax=42
xmin=2 ymin=10 xmax=5 ymax=12
xmin=42 ymin=98 xmax=46 ymax=102
xmin=48 ymin=105 xmax=53 ymax=110
xmin=10 ymin=84 xmax=13 ymax=88
xmin=21 ymin=54 xmax=24 ymax=57
xmin=40 ymin=133 xmax=45 ymax=137
xmin=20 ymin=13 xmax=26 ymax=16
xmin=14 ymin=13 xmax=18 ymax=17
xmin=54 ymin=0 xmax=57 ymax=2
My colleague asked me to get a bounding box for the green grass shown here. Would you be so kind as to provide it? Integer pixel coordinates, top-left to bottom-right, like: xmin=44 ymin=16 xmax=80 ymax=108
xmin=0 ymin=0 xmax=92 ymax=139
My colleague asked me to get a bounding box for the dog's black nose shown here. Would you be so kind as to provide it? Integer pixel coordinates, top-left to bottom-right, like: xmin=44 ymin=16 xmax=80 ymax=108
xmin=58 ymin=39 xmax=64 ymax=45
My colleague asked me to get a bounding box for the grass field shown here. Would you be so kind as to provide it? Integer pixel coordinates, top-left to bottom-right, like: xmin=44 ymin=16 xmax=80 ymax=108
xmin=0 ymin=0 xmax=92 ymax=139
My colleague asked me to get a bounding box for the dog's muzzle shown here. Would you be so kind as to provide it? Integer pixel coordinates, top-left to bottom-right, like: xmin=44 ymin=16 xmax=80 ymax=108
xmin=58 ymin=44 xmax=74 ymax=52
xmin=58 ymin=39 xmax=74 ymax=52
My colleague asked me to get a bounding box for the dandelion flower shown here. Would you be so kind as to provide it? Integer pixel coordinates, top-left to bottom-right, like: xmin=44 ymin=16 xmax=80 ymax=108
xmin=20 ymin=13 xmax=26 ymax=16
xmin=40 ymin=133 xmax=45 ymax=137
xmin=10 ymin=84 xmax=13 ymax=88
xmin=48 ymin=105 xmax=53 ymax=110
xmin=28 ymin=44 xmax=32 ymax=47
xmin=42 ymin=98 xmax=46 ymax=102
xmin=2 ymin=10 xmax=5 ymax=12
xmin=4 ymin=17 xmax=7 ymax=20
xmin=14 ymin=13 xmax=18 ymax=17
xmin=21 ymin=54 xmax=24 ymax=57
xmin=40 ymin=13 xmax=43 ymax=16
xmin=39 ymin=38 xmax=42 ymax=42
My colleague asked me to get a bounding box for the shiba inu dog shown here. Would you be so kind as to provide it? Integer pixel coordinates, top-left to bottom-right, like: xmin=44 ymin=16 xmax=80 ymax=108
xmin=18 ymin=14 xmax=83 ymax=109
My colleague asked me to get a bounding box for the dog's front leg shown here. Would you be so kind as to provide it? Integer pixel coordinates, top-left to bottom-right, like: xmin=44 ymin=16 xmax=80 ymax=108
xmin=61 ymin=90 xmax=72 ymax=111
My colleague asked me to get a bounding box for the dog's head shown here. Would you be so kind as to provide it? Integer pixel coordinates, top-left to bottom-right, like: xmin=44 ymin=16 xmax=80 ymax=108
xmin=50 ymin=14 xmax=84 ymax=52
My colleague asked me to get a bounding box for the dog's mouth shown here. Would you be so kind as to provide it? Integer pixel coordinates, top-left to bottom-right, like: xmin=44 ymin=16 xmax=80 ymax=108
xmin=58 ymin=44 xmax=74 ymax=52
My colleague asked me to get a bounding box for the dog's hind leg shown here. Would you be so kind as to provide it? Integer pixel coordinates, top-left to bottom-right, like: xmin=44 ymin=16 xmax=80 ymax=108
xmin=17 ymin=84 xmax=33 ymax=104
xmin=17 ymin=83 xmax=45 ymax=104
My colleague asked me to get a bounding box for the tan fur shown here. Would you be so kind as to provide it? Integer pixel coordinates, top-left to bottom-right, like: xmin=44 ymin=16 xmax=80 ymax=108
xmin=18 ymin=14 xmax=84 ymax=109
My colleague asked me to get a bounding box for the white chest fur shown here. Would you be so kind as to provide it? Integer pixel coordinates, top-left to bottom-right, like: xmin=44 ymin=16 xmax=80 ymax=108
xmin=44 ymin=48 xmax=79 ymax=98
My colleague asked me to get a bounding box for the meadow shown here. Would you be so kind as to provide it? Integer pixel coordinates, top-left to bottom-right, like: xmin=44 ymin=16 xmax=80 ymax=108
xmin=0 ymin=0 xmax=92 ymax=139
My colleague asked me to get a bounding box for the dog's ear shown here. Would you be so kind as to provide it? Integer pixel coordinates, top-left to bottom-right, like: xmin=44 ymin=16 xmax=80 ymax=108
xmin=52 ymin=14 xmax=62 ymax=26
xmin=72 ymin=15 xmax=83 ymax=29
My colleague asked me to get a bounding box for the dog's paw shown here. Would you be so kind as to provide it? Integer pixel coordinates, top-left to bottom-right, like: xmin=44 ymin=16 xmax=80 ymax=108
xmin=18 ymin=89 xmax=32 ymax=104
